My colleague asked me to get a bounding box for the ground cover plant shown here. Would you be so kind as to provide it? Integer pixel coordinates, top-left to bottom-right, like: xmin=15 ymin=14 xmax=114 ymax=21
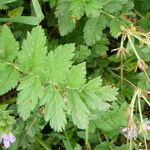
xmin=0 ymin=0 xmax=150 ymax=149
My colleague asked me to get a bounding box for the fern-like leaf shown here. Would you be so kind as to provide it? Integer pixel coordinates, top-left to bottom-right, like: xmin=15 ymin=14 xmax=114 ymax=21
xmin=41 ymin=86 xmax=67 ymax=132
xmin=17 ymin=75 xmax=43 ymax=120
xmin=18 ymin=26 xmax=47 ymax=74
xmin=68 ymin=91 xmax=90 ymax=129
xmin=46 ymin=44 xmax=75 ymax=84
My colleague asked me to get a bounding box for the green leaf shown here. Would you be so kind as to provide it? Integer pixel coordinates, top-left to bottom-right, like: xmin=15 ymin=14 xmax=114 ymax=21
xmin=70 ymin=0 xmax=85 ymax=20
xmin=97 ymin=86 xmax=118 ymax=102
xmin=0 ymin=105 xmax=15 ymax=135
xmin=0 ymin=25 xmax=19 ymax=95
xmin=56 ymin=1 xmax=75 ymax=36
xmin=46 ymin=44 xmax=75 ymax=84
xmin=94 ymin=36 xmax=109 ymax=56
xmin=84 ymin=0 xmax=102 ymax=18
xmin=18 ymin=26 xmax=47 ymax=74
xmin=94 ymin=142 xmax=109 ymax=150
xmin=17 ymin=75 xmax=43 ymax=120
xmin=41 ymin=86 xmax=67 ymax=132
xmin=104 ymin=2 xmax=122 ymax=13
xmin=75 ymin=45 xmax=91 ymax=63
xmin=0 ymin=63 xmax=19 ymax=95
xmin=81 ymin=77 xmax=111 ymax=111
xmin=66 ymin=63 xmax=86 ymax=90
xmin=0 ymin=25 xmax=19 ymax=62
xmin=83 ymin=77 xmax=102 ymax=92
xmin=138 ymin=47 xmax=150 ymax=62
xmin=84 ymin=15 xmax=107 ymax=45
xmin=94 ymin=102 xmax=127 ymax=132
xmin=81 ymin=92 xmax=111 ymax=111
xmin=68 ymin=91 xmax=90 ymax=129
xmin=110 ymin=19 xmax=127 ymax=38
xmin=8 ymin=6 xmax=24 ymax=17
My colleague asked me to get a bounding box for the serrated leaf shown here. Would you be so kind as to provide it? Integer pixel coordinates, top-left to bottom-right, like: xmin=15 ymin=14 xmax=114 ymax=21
xmin=42 ymin=86 xmax=67 ymax=132
xmin=81 ymin=92 xmax=111 ymax=111
xmin=84 ymin=0 xmax=102 ymax=18
xmin=104 ymin=2 xmax=122 ymax=13
xmin=83 ymin=77 xmax=102 ymax=92
xmin=17 ymin=75 xmax=43 ymax=120
xmin=110 ymin=19 xmax=127 ymax=38
xmin=0 ymin=63 xmax=19 ymax=95
xmin=66 ymin=63 xmax=86 ymax=90
xmin=95 ymin=102 xmax=127 ymax=132
xmin=94 ymin=36 xmax=109 ymax=56
xmin=70 ymin=0 xmax=85 ymax=20
xmin=68 ymin=91 xmax=90 ymax=129
xmin=18 ymin=26 xmax=47 ymax=73
xmin=97 ymin=86 xmax=118 ymax=102
xmin=47 ymin=44 xmax=75 ymax=83
xmin=75 ymin=45 xmax=91 ymax=63
xmin=0 ymin=105 xmax=15 ymax=135
xmin=84 ymin=15 xmax=107 ymax=46
xmin=56 ymin=1 xmax=75 ymax=36
xmin=0 ymin=25 xmax=19 ymax=62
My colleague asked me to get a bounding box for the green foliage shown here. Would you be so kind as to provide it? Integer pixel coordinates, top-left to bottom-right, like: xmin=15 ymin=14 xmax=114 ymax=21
xmin=0 ymin=26 xmax=118 ymax=133
xmin=94 ymin=102 xmax=127 ymax=132
xmin=0 ymin=105 xmax=15 ymax=135
xmin=0 ymin=25 xmax=19 ymax=95
xmin=0 ymin=0 xmax=150 ymax=149
xmin=84 ymin=15 xmax=108 ymax=45
xmin=17 ymin=75 xmax=43 ymax=120
xmin=18 ymin=26 xmax=47 ymax=74
xmin=56 ymin=1 xmax=75 ymax=36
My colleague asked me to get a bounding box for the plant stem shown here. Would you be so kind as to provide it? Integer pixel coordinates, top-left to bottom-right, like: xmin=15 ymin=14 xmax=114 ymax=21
xmin=128 ymin=35 xmax=141 ymax=60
